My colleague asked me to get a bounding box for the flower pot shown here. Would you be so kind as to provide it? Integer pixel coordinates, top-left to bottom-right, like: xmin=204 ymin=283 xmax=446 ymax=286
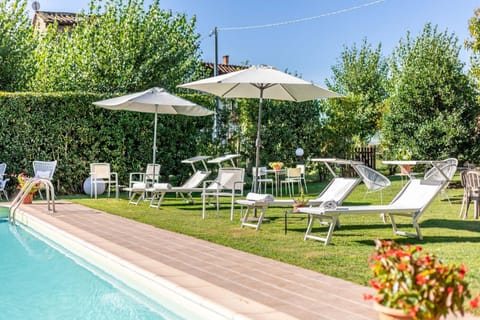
xmin=22 ymin=193 xmax=33 ymax=204
xmin=273 ymin=165 xmax=282 ymax=171
xmin=373 ymin=302 xmax=439 ymax=320
xmin=400 ymin=165 xmax=411 ymax=174
xmin=293 ymin=203 xmax=306 ymax=213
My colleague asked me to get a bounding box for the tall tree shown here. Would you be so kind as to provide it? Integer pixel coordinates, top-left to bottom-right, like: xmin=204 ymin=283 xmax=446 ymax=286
xmin=382 ymin=23 xmax=478 ymax=160
xmin=466 ymin=8 xmax=480 ymax=87
xmin=321 ymin=39 xmax=388 ymax=156
xmin=29 ymin=0 xmax=201 ymax=93
xmin=0 ymin=0 xmax=34 ymax=91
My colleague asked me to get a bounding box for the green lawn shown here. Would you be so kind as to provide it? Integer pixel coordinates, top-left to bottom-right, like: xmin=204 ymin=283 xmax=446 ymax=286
xmin=69 ymin=174 xmax=480 ymax=300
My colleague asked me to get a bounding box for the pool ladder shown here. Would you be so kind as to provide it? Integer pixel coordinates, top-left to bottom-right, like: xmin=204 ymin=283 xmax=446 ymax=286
xmin=8 ymin=178 xmax=55 ymax=224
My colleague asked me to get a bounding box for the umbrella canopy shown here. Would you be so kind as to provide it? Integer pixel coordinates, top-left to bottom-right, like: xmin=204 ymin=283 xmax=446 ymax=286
xmin=178 ymin=65 xmax=342 ymax=193
xmin=93 ymin=87 xmax=214 ymax=166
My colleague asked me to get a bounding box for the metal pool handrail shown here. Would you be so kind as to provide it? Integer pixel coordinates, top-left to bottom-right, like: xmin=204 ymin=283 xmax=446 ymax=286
xmin=9 ymin=177 xmax=55 ymax=224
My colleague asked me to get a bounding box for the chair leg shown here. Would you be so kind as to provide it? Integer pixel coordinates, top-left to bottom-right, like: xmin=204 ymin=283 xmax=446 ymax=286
xmin=202 ymin=194 xmax=207 ymax=219
xmin=459 ymin=193 xmax=468 ymax=218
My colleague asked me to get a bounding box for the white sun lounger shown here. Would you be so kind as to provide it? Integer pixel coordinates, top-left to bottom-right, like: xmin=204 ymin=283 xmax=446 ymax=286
xmin=237 ymin=159 xmax=363 ymax=231
xmin=147 ymin=170 xmax=211 ymax=208
xmin=297 ymin=178 xmax=446 ymax=245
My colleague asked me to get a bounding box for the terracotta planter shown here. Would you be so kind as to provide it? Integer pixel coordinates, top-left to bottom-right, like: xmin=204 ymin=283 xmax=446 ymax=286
xmin=373 ymin=302 xmax=439 ymax=320
xmin=273 ymin=165 xmax=282 ymax=171
xmin=22 ymin=193 xmax=33 ymax=204
xmin=400 ymin=165 xmax=411 ymax=174
xmin=293 ymin=203 xmax=306 ymax=213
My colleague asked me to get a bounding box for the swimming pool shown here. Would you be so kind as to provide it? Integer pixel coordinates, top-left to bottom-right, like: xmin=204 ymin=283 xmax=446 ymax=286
xmin=0 ymin=217 xmax=189 ymax=319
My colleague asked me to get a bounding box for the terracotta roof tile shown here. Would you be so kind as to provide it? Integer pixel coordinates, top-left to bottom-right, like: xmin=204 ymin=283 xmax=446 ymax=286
xmin=35 ymin=11 xmax=78 ymax=26
xmin=203 ymin=62 xmax=248 ymax=76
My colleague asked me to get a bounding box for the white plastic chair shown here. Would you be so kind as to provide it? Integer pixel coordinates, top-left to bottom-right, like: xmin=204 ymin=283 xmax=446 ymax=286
xmin=251 ymin=166 xmax=273 ymax=193
xmin=424 ymin=158 xmax=458 ymax=203
xmin=280 ymin=167 xmax=302 ymax=197
xmin=33 ymin=160 xmax=57 ymax=199
xmin=0 ymin=163 xmax=9 ymax=200
xmin=127 ymin=164 xmax=161 ymax=198
xmin=202 ymin=167 xmax=245 ymax=220
xmin=89 ymin=163 xmax=118 ymax=199
xmin=296 ymin=164 xmax=308 ymax=193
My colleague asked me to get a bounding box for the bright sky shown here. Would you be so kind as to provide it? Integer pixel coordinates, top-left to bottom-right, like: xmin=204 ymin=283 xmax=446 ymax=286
xmin=32 ymin=0 xmax=480 ymax=85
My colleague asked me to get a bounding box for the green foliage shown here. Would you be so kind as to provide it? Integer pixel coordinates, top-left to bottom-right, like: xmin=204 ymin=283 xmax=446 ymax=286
xmin=466 ymin=8 xmax=480 ymax=88
xmin=232 ymin=98 xmax=324 ymax=168
xmin=382 ymin=23 xmax=479 ymax=161
xmin=322 ymin=39 xmax=388 ymax=148
xmin=0 ymin=92 xmax=214 ymax=194
xmin=0 ymin=0 xmax=34 ymax=91
xmin=28 ymin=0 xmax=201 ymax=93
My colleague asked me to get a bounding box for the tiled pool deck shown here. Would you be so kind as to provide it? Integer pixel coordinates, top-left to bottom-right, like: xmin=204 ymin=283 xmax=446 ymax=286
xmin=17 ymin=201 xmax=479 ymax=320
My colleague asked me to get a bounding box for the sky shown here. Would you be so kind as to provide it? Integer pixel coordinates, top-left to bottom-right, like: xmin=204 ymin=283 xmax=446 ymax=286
xmin=31 ymin=0 xmax=480 ymax=86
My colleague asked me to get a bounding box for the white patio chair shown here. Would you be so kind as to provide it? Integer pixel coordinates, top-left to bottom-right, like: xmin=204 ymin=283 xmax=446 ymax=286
xmin=126 ymin=163 xmax=161 ymax=198
xmin=424 ymin=158 xmax=458 ymax=203
xmin=353 ymin=164 xmax=391 ymax=204
xmin=296 ymin=164 xmax=308 ymax=193
xmin=460 ymin=170 xmax=480 ymax=219
xmin=459 ymin=169 xmax=472 ymax=218
xmin=280 ymin=167 xmax=302 ymax=197
xmin=89 ymin=163 xmax=118 ymax=199
xmin=202 ymin=167 xmax=245 ymax=220
xmin=33 ymin=160 xmax=57 ymax=199
xmin=0 ymin=163 xmax=9 ymax=200
xmin=251 ymin=166 xmax=273 ymax=193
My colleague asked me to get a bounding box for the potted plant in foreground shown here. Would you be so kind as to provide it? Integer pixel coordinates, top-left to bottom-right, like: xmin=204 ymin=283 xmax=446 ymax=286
xmin=365 ymin=239 xmax=480 ymax=320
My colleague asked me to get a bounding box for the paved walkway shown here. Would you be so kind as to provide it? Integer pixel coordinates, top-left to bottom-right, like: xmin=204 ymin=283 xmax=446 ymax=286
xmin=17 ymin=201 xmax=478 ymax=320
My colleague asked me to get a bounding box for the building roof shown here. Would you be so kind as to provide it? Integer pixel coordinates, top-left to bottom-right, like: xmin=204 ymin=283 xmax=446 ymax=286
xmin=203 ymin=62 xmax=248 ymax=75
xmin=33 ymin=11 xmax=78 ymax=26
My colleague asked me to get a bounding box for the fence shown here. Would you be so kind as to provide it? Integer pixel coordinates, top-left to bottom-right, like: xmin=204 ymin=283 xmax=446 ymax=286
xmin=351 ymin=146 xmax=376 ymax=169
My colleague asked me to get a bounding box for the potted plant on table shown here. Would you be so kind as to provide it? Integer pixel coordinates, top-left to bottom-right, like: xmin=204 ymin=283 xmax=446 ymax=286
xmin=364 ymin=239 xmax=480 ymax=320
xmin=268 ymin=161 xmax=284 ymax=171
xmin=397 ymin=147 xmax=413 ymax=174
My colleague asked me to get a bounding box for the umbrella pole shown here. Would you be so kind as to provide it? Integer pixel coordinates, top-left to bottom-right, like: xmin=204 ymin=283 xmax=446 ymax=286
xmin=253 ymin=89 xmax=264 ymax=218
xmin=153 ymin=106 xmax=158 ymax=178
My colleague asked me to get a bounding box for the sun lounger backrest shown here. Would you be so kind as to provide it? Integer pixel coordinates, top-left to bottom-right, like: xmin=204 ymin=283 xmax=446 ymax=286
xmin=313 ymin=177 xmax=360 ymax=204
xmin=390 ymin=179 xmax=443 ymax=209
xmin=182 ymin=171 xmax=210 ymax=189
xmin=207 ymin=168 xmax=244 ymax=191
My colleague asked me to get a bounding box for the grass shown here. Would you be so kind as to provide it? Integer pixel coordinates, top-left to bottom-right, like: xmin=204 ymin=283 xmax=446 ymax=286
xmin=69 ymin=174 xmax=480 ymax=301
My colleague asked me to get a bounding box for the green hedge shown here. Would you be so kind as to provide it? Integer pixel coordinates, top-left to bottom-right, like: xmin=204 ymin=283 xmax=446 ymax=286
xmin=0 ymin=91 xmax=215 ymax=194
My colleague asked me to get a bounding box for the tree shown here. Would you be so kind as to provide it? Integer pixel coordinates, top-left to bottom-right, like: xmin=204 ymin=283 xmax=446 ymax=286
xmin=320 ymin=39 xmax=388 ymax=156
xmin=0 ymin=0 xmax=34 ymax=91
xmin=29 ymin=0 xmax=201 ymax=93
xmin=382 ymin=23 xmax=479 ymax=161
xmin=466 ymin=8 xmax=480 ymax=87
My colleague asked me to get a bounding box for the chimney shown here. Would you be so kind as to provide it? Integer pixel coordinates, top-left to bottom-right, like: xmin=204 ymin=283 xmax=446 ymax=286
xmin=222 ymin=55 xmax=229 ymax=65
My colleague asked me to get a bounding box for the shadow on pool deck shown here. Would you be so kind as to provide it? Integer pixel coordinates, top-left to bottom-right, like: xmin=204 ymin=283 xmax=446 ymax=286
xmin=15 ymin=201 xmax=479 ymax=320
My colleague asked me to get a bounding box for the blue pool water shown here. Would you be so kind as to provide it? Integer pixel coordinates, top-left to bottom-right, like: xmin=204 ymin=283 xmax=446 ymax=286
xmin=0 ymin=218 xmax=185 ymax=320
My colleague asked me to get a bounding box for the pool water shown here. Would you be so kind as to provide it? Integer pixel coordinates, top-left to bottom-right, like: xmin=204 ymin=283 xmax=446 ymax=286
xmin=0 ymin=219 xmax=185 ymax=320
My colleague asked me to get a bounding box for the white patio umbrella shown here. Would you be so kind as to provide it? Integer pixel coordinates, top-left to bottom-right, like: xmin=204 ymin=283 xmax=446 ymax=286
xmin=178 ymin=65 xmax=342 ymax=193
xmin=93 ymin=87 xmax=214 ymax=168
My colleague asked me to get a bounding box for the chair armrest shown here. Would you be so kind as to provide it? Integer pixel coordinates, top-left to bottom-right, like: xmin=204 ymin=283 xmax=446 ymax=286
xmin=129 ymin=172 xmax=145 ymax=184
